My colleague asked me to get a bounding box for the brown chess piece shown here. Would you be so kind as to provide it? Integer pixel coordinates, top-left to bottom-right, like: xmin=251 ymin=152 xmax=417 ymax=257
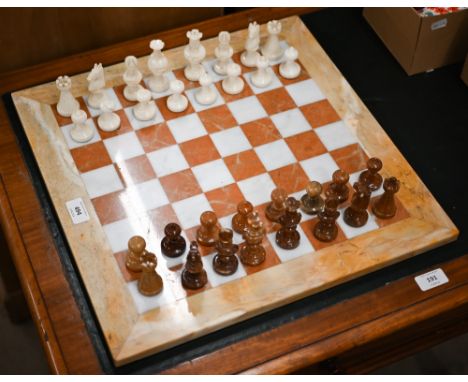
xmin=313 ymin=197 xmax=340 ymax=242
xmin=300 ymin=181 xmax=325 ymax=215
xmin=265 ymin=188 xmax=287 ymax=222
xmin=325 ymin=169 xmax=350 ymax=204
xmin=276 ymin=197 xmax=302 ymax=250
xmin=240 ymin=212 xmax=266 ymax=266
xmin=126 ymin=235 xmax=146 ymax=272
xmin=344 ymin=181 xmax=372 ymax=227
xmin=359 ymin=157 xmax=383 ymax=192
xmin=372 ymin=177 xmax=400 ymax=219
xmin=182 ymin=241 xmax=208 ymax=289
xmin=232 ymin=200 xmax=253 ymax=234
xmin=161 ymin=222 xmax=186 ymax=258
xmin=197 ymin=211 xmax=219 ymax=247
xmin=137 ymin=252 xmax=163 ymax=296
xmin=213 ymin=228 xmax=239 ymax=275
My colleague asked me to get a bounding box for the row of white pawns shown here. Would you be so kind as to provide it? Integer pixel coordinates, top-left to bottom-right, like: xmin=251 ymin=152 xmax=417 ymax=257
xmin=55 ymin=20 xmax=302 ymax=144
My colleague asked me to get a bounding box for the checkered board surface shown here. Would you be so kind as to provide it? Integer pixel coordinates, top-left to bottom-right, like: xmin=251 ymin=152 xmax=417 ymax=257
xmin=52 ymin=44 xmax=409 ymax=315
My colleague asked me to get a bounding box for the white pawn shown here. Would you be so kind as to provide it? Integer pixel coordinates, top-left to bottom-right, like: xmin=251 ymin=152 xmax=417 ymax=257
xmin=241 ymin=22 xmax=260 ymax=68
xmin=261 ymin=20 xmax=284 ymax=61
xmin=213 ymin=31 xmax=233 ymax=76
xmin=166 ymin=80 xmax=188 ymax=113
xmin=97 ymin=99 xmax=120 ymax=132
xmin=123 ymin=56 xmax=143 ymax=101
xmin=195 ymin=72 xmax=217 ymax=105
xmin=251 ymin=55 xmax=273 ymax=88
xmin=184 ymin=29 xmax=206 ymax=82
xmin=147 ymin=39 xmax=169 ymax=93
xmin=222 ymin=63 xmax=244 ymax=95
xmin=70 ymin=109 xmax=94 ymax=143
xmin=279 ymin=47 xmax=301 ymax=79
xmin=87 ymin=63 xmax=106 ymax=109
xmin=133 ymin=89 xmax=156 ymax=121
xmin=56 ymin=75 xmax=79 ymax=117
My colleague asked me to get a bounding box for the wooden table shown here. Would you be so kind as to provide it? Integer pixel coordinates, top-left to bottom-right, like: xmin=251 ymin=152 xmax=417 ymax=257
xmin=0 ymin=8 xmax=467 ymax=374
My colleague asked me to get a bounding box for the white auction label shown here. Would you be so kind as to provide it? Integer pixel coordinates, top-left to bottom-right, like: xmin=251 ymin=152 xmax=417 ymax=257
xmin=414 ymin=268 xmax=449 ymax=291
xmin=66 ymin=197 xmax=90 ymax=225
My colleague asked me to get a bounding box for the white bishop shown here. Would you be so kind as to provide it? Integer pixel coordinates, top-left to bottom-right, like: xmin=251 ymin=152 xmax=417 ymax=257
xmin=147 ymin=39 xmax=169 ymax=93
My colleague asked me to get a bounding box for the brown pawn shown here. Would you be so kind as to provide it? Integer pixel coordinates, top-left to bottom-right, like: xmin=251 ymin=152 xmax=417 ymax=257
xmin=313 ymin=197 xmax=340 ymax=242
xmin=240 ymin=212 xmax=266 ymax=266
xmin=359 ymin=157 xmax=383 ymax=192
xmin=232 ymin=200 xmax=253 ymax=234
xmin=372 ymin=177 xmax=400 ymax=219
xmin=161 ymin=223 xmax=186 ymax=258
xmin=126 ymin=235 xmax=146 ymax=272
xmin=300 ymin=181 xmax=325 ymax=215
xmin=325 ymin=169 xmax=350 ymax=204
xmin=344 ymin=181 xmax=372 ymax=227
xmin=265 ymin=188 xmax=287 ymax=222
xmin=276 ymin=197 xmax=302 ymax=250
xmin=213 ymin=228 xmax=239 ymax=276
xmin=137 ymin=252 xmax=163 ymax=296
xmin=182 ymin=241 xmax=208 ymax=289
xmin=197 ymin=211 xmax=219 ymax=247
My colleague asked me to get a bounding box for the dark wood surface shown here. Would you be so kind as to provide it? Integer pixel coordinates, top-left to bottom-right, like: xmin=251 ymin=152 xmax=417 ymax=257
xmin=0 ymin=7 xmax=467 ymax=374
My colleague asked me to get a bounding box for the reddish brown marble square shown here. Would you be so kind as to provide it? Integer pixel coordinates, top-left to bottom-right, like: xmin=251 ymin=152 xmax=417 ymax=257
xmin=179 ymin=135 xmax=220 ymax=167
xmin=70 ymin=141 xmax=113 ymax=173
xmin=115 ymin=154 xmax=156 ymax=187
xmin=223 ymin=150 xmax=267 ymax=182
xmin=159 ymin=169 xmax=203 ymax=203
xmin=240 ymin=117 xmax=281 ymax=147
xmin=113 ymin=82 xmax=147 ymax=109
xmin=371 ymin=196 xmax=410 ymax=228
xmin=300 ymin=99 xmax=341 ymax=128
xmin=272 ymin=62 xmax=310 ymax=86
xmin=95 ymin=109 xmax=133 ymax=140
xmin=147 ymin=204 xmax=180 ymax=238
xmin=136 ymin=122 xmax=176 ymax=153
xmin=269 ymin=163 xmax=310 ymax=194
xmin=241 ymin=239 xmax=281 ymax=275
xmin=330 ymin=143 xmax=369 ymax=175
xmin=155 ymin=95 xmax=195 ymax=121
xmin=198 ymin=104 xmax=238 ymax=133
xmin=114 ymin=251 xmax=140 ymax=282
xmin=92 ymin=190 xmax=127 ymax=225
xmin=205 ymin=183 xmax=244 ymax=218
xmin=214 ymin=79 xmax=254 ymax=103
xmin=285 ymin=130 xmax=327 ymax=161
xmin=300 ymin=217 xmax=347 ymax=251
xmin=53 ymin=97 xmax=89 ymax=127
xmin=173 ymin=68 xmax=199 ymax=90
xmin=256 ymin=87 xmax=296 ymax=115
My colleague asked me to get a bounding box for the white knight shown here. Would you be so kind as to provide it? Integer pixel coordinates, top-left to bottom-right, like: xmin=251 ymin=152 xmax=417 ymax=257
xmin=241 ymin=22 xmax=260 ymax=68
xmin=87 ymin=63 xmax=106 ymax=109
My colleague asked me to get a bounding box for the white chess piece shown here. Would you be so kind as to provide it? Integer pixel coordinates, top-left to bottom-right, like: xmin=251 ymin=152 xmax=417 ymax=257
xmin=70 ymin=109 xmax=94 ymax=143
xmin=222 ymin=63 xmax=244 ymax=95
xmin=184 ymin=29 xmax=206 ymax=82
xmin=166 ymin=80 xmax=188 ymax=113
xmin=87 ymin=63 xmax=106 ymax=109
xmin=123 ymin=56 xmax=143 ymax=101
xmin=261 ymin=20 xmax=284 ymax=61
xmin=97 ymin=99 xmax=120 ymax=132
xmin=241 ymin=22 xmax=260 ymax=68
xmin=251 ymin=55 xmax=273 ymax=88
xmin=195 ymin=72 xmax=217 ymax=105
xmin=213 ymin=31 xmax=233 ymax=76
xmin=147 ymin=39 xmax=169 ymax=93
xmin=133 ymin=89 xmax=157 ymax=121
xmin=56 ymin=75 xmax=79 ymax=117
xmin=279 ymin=46 xmax=301 ymax=79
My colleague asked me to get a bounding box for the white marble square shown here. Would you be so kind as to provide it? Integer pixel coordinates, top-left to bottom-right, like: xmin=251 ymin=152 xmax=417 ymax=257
xmin=243 ymin=68 xmax=282 ymax=94
xmin=210 ymin=126 xmax=252 ymax=157
xmin=267 ymin=226 xmax=315 ymax=262
xmin=300 ymin=153 xmax=339 ymax=184
xmin=271 ymin=108 xmax=312 ymax=138
xmin=237 ymin=173 xmax=276 ymax=206
xmin=227 ymin=96 xmax=267 ymax=125
xmin=192 ymin=159 xmax=235 ymax=192
xmin=61 ymin=119 xmax=100 ymax=150
xmin=103 ymin=132 xmax=145 ymax=162
xmin=202 ymin=58 xmax=227 ymax=83
xmin=166 ymin=113 xmax=207 ymax=143
xmin=315 ymin=121 xmax=358 ymax=151
xmin=147 ymin=145 xmax=189 ymax=177
xmin=172 ymin=193 xmax=212 ymax=229
xmin=125 ymin=179 xmax=169 ymax=212
xmin=202 ymin=253 xmax=246 ymax=288
xmin=103 ymin=215 xmax=156 ymax=253
xmin=337 ymin=208 xmax=379 ymax=239
xmin=81 ymin=164 xmax=124 ymax=199
xmin=218 ymin=213 xmax=244 ymax=244
xmin=124 ymin=103 xmax=164 ymax=130
xmin=143 ymin=71 xmax=177 ymax=99
xmin=186 ymin=84 xmax=225 ymax=112
xmin=84 ymin=88 xmax=122 ymax=117
xmin=255 ymin=139 xmax=296 ymax=171
xmin=285 ymin=79 xmax=325 ymax=107
xmin=127 ymin=279 xmax=177 ymax=314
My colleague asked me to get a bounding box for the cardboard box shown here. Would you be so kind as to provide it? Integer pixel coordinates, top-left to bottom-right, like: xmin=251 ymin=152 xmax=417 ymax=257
xmin=364 ymin=7 xmax=468 ymax=75
xmin=462 ymin=54 xmax=468 ymax=86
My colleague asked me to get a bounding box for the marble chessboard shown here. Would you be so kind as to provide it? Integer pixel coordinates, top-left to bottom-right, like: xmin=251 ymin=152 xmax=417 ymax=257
xmin=11 ymin=16 xmax=458 ymax=366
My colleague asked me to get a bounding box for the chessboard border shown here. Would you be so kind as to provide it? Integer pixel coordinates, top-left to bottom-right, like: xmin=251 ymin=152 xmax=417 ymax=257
xmin=11 ymin=16 xmax=458 ymax=366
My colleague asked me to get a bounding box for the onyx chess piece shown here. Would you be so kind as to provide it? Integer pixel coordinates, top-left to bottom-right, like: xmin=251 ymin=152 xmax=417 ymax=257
xmin=372 ymin=177 xmax=400 ymax=219
xmin=265 ymin=187 xmax=287 ymax=222
xmin=197 ymin=211 xmax=220 ymax=247
xmin=300 ymin=181 xmax=325 ymax=215
xmin=313 ymin=197 xmax=340 ymax=242
xmin=276 ymin=197 xmax=302 ymax=250
xmin=138 ymin=252 xmax=163 ymax=296
xmin=240 ymin=211 xmax=266 ymax=266
xmin=126 ymin=235 xmax=146 ymax=272
xmin=232 ymin=200 xmax=254 ymax=234
xmin=213 ymin=228 xmax=239 ymax=276
xmin=181 ymin=241 xmax=208 ymax=289
xmin=326 ymin=169 xmax=350 ymax=204
xmin=344 ymin=181 xmax=372 ymax=227
xmin=359 ymin=157 xmax=383 ymax=192
xmin=161 ymin=223 xmax=186 ymax=258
